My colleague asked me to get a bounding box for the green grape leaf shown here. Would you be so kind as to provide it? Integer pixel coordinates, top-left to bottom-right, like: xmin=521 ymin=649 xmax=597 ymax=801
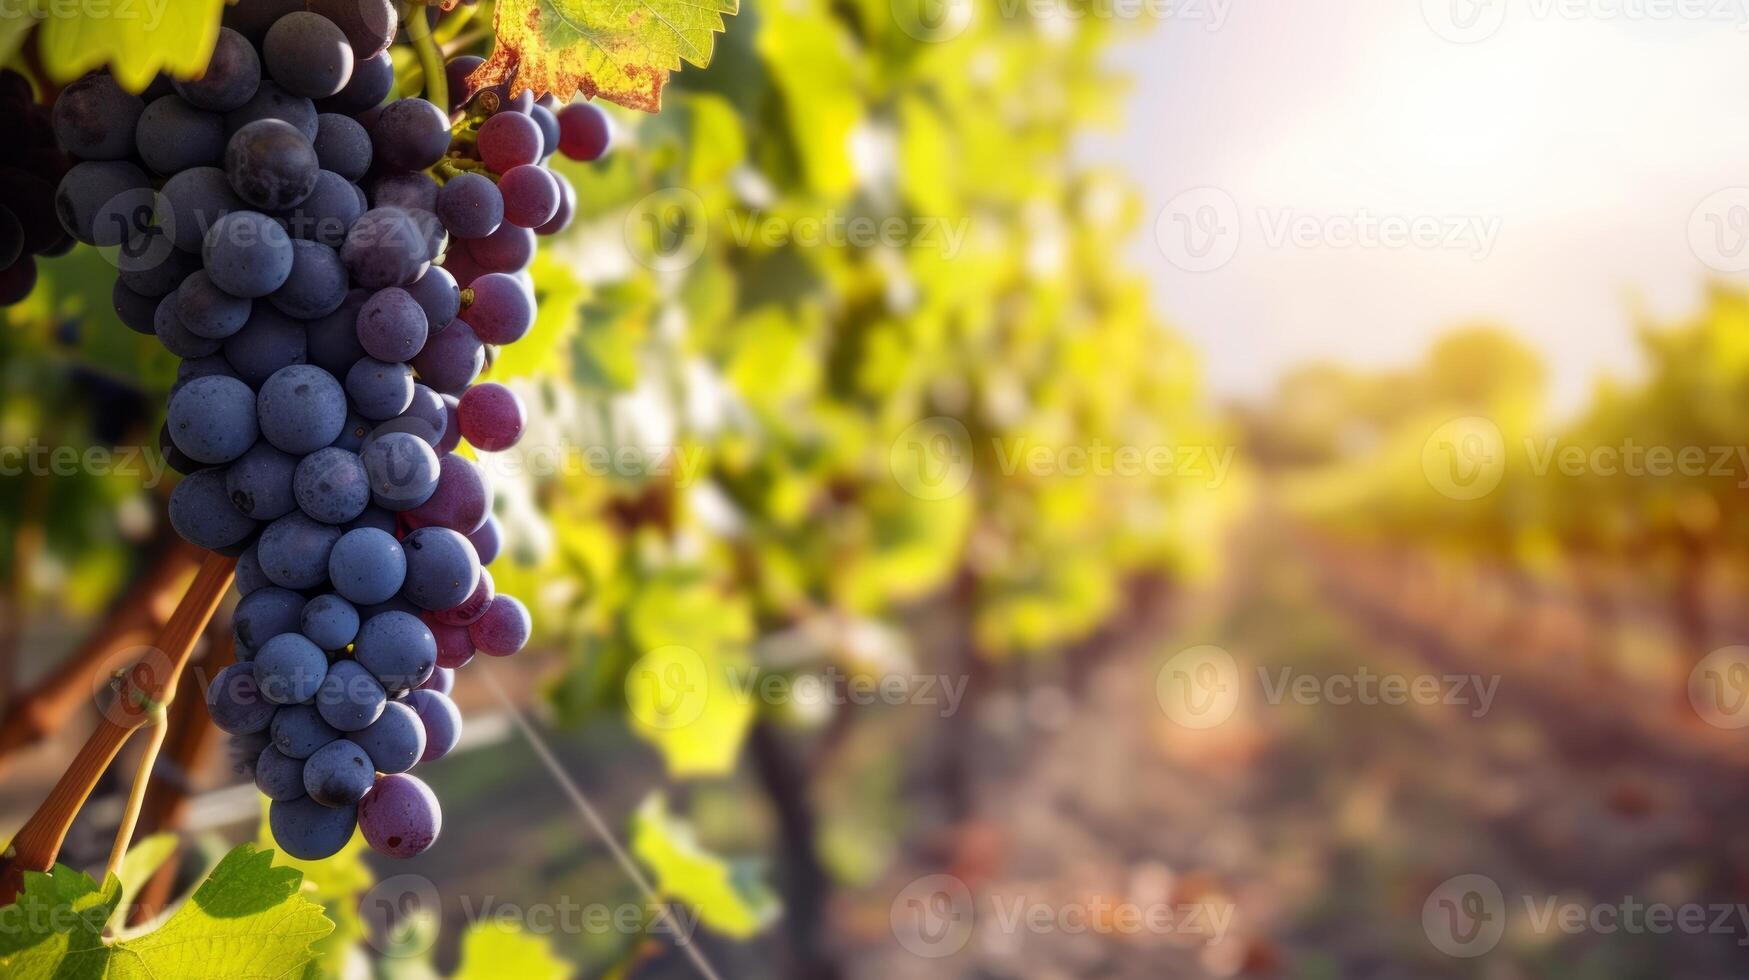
xmin=453 ymin=921 xmax=572 ymax=980
xmin=466 ymin=0 xmax=740 ymax=113
xmin=630 ymin=793 xmax=779 ymax=940
xmin=30 ymin=0 xmax=226 ymax=92
xmin=256 ymin=806 xmax=371 ymax=978
xmin=0 ymin=844 xmax=334 ymax=979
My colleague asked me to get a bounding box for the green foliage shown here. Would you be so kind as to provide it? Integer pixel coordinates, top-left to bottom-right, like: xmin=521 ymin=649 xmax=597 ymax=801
xmin=630 ymin=793 xmax=780 ymax=939
xmin=0 ymin=844 xmax=333 ymax=978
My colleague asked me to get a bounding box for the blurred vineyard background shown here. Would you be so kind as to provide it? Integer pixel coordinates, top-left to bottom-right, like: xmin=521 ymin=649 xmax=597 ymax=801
xmin=6 ymin=1 xmax=1749 ymax=978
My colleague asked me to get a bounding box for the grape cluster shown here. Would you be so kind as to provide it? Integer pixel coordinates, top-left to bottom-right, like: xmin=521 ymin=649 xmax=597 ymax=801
xmin=47 ymin=0 xmax=612 ymax=861
xmin=0 ymin=69 xmax=75 ymax=305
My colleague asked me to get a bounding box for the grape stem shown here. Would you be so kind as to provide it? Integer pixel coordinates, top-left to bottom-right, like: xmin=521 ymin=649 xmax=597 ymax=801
xmin=103 ymin=698 xmax=167 ymax=902
xmin=405 ymin=2 xmax=449 ymax=117
xmin=0 ymin=552 xmax=236 ymax=906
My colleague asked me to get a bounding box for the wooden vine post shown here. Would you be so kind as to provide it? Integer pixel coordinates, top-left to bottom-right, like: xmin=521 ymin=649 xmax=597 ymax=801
xmin=0 ymin=552 xmax=236 ymax=906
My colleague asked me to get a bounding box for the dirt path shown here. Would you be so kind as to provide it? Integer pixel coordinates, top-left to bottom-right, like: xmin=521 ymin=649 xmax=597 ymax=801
xmin=843 ymin=525 xmax=1749 ymax=979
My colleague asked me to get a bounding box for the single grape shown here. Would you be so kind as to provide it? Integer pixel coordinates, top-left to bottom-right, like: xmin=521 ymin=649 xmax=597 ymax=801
xmin=306 ymin=289 xmax=370 ymax=376
xmin=477 ymin=110 xmax=543 ymax=173
xmin=357 ymin=286 xmax=429 ymax=360
xmin=157 ymin=166 xmax=244 ymax=253
xmin=257 ymin=511 xmax=344 ymax=589
xmin=270 ymin=239 xmax=349 ymax=318
xmin=407 ymin=688 xmax=460 ymax=763
xmin=457 ymin=382 xmax=526 ymax=452
xmin=234 ymin=587 xmax=307 ymax=659
xmin=354 ymin=610 xmax=437 ymax=693
xmin=254 ymin=744 xmax=307 ymax=800
xmin=175 ymin=270 xmax=252 ymax=340
xmin=324 ymin=49 xmax=393 ymax=113
xmin=270 ymin=702 xmax=341 ymax=759
xmin=236 ymin=542 xmax=271 ymax=596
xmin=225 ymin=80 xmax=318 ymax=141
xmin=204 ymin=210 xmax=295 ymax=298
xmin=206 ymin=662 xmax=277 ymax=735
xmin=301 ymin=593 xmax=360 ymax=650
xmin=154 ymin=294 xmax=222 ymax=358
xmin=409 ymin=319 xmax=483 ymax=394
xmin=315 ymin=660 xmax=387 ymax=733
xmin=135 ymin=95 xmax=225 ymax=175
xmin=258 ymin=364 xmax=348 ymax=453
xmin=328 ymin=526 xmax=407 ymax=604
xmin=371 ymin=170 xmax=438 ymax=213
xmin=351 ymin=700 xmax=423 ymax=773
xmin=459 ymin=273 xmax=532 ymax=344
xmin=417 ymin=666 xmax=454 ymax=695
xmin=404 ymin=266 xmax=460 ymax=334
xmin=254 ymin=632 xmax=329 ymax=704
xmin=309 ymin=0 xmax=397 ymax=59
xmin=264 ymin=11 xmax=355 ymax=99
xmin=294 ymin=446 xmax=372 ymax=524
xmin=535 ymin=170 xmax=575 ymax=236
xmin=226 ymin=442 xmax=299 ymax=521
xmin=402 ymin=453 xmax=489 ymax=532
xmin=470 ymin=594 xmax=530 ymax=656
xmin=55 ymin=160 xmax=151 ymax=247
xmin=436 ymin=393 xmax=462 ymax=454
xmin=435 ymin=172 xmax=502 ymax=240
xmin=175 ymin=28 xmax=262 ymax=112
xmin=528 ymin=103 xmax=559 ymax=159
xmin=467 ymin=514 xmax=502 ymax=565
xmin=119 ymin=233 xmax=200 ymax=297
xmin=345 ymin=356 xmax=416 ymax=419
xmin=269 ymin=795 xmax=356 ymax=859
xmin=314 ymin=113 xmax=372 ymax=180
xmin=169 ymin=467 xmax=257 ymax=550
xmin=224 ymin=306 xmax=308 ymax=383
xmin=113 ymin=280 xmax=160 ymax=334
xmin=342 ymin=206 xmax=428 ymax=287
xmin=360 ymin=430 xmax=440 ymax=510
xmin=286 ymin=170 xmax=364 ymax=248
xmin=357 ymin=772 xmax=441 ymax=858
xmin=226 ymin=119 xmax=320 ymax=211
xmin=371 ymin=98 xmax=450 ymax=171
xmin=431 ymin=619 xmax=474 ymax=669
xmin=400 ymin=525 xmax=481 ymax=611
xmin=168 ymin=375 xmax=258 ymax=463
xmin=556 ymin=100 xmax=611 ymax=162
xmin=498 ymin=165 xmax=559 ymax=229
xmin=303 ymin=738 xmax=376 ymax=806
xmin=432 ymin=567 xmax=494 ymax=626
xmin=53 ymin=73 xmax=146 ymax=160
xmin=465 ymin=218 xmax=535 ymax=274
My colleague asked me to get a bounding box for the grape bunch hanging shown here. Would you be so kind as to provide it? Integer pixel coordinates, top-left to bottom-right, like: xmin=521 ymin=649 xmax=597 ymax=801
xmin=46 ymin=0 xmax=613 ymax=861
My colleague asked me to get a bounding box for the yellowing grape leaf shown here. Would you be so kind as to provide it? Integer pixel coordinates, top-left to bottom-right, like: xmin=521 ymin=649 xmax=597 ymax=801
xmin=630 ymin=793 xmax=779 ymax=939
xmin=31 ymin=0 xmax=226 ymax=92
xmin=0 ymin=844 xmax=332 ymax=979
xmin=453 ymin=921 xmax=573 ymax=979
xmin=466 ymin=0 xmax=739 ymax=112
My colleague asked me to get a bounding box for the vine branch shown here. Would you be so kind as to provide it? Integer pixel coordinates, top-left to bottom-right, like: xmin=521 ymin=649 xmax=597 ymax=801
xmin=0 ymin=551 xmax=235 ymax=906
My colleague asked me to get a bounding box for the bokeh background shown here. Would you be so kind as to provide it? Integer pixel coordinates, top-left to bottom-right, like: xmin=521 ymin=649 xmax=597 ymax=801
xmin=6 ymin=1 xmax=1749 ymax=977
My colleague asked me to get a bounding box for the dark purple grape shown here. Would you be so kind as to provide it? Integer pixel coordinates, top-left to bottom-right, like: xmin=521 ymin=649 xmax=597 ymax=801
xmin=206 ymin=662 xmax=276 ymax=735
xmin=357 ymin=286 xmax=429 ymax=360
xmin=407 ymin=689 xmax=460 ymax=762
xmin=459 ymin=272 xmax=532 ymax=344
xmin=457 ymin=382 xmax=524 ymax=452
xmin=371 ymin=98 xmax=450 ymax=171
xmin=53 ymin=73 xmax=146 ymax=160
xmin=264 ymin=11 xmax=355 ymax=99
xmin=409 ymin=319 xmax=482 ymax=393
xmin=314 ymin=113 xmax=373 ymax=180
xmin=402 ymin=452 xmax=488 ymax=532
xmin=351 ymin=700 xmax=423 ymax=773
xmin=328 ymin=526 xmax=407 ymax=604
xmin=469 ymin=594 xmax=530 ymax=656
xmin=226 ymin=119 xmax=320 ymax=211
xmin=175 ymin=28 xmax=262 ymax=112
xmin=477 ymin=110 xmax=542 ymax=174
xmin=434 ymin=171 xmax=501 ymax=239
xmin=357 ymin=772 xmax=440 ymax=858
xmin=269 ymin=795 xmax=356 ymax=858
xmin=498 ymin=165 xmax=559 ymax=229
xmin=309 ymin=0 xmax=397 ymax=59
xmin=556 ymin=100 xmax=611 ymax=161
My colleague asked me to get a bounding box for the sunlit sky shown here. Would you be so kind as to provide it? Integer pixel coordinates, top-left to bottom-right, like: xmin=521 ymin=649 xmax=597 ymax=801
xmin=1084 ymin=2 xmax=1749 ymax=415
